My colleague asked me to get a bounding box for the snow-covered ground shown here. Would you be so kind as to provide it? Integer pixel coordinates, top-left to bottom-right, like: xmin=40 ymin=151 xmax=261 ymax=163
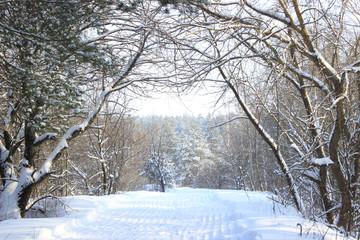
xmin=0 ymin=188 xmax=352 ymax=240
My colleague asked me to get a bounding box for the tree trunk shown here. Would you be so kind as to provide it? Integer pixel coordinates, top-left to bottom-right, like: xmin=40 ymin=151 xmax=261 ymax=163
xmin=0 ymin=169 xmax=40 ymax=219
xmin=350 ymin=70 xmax=360 ymax=200
xmin=101 ymin=161 xmax=108 ymax=195
xmin=288 ymin=35 xmax=336 ymax=223
xmin=328 ymin=72 xmax=353 ymax=231
xmin=160 ymin=177 xmax=166 ymax=192
xmin=298 ymin=79 xmax=335 ymax=223
xmin=17 ymin=123 xmax=39 ymax=217
xmin=329 ymin=109 xmax=353 ymax=231
xmin=0 ymin=182 xmax=21 ymax=220
xmin=18 ymin=182 xmax=35 ymax=218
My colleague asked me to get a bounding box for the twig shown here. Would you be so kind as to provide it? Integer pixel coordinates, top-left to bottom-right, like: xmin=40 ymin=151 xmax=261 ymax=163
xmin=210 ymin=116 xmax=248 ymax=128
xmin=25 ymin=195 xmax=57 ymax=212
xmin=297 ymin=223 xmax=303 ymax=236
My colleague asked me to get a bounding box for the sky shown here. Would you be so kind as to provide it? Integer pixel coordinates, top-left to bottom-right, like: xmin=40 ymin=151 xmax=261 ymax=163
xmin=132 ymin=88 xmax=235 ymax=116
xmin=133 ymin=92 xmax=218 ymax=116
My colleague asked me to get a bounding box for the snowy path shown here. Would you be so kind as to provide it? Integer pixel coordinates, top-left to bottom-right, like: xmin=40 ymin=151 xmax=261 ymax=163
xmin=0 ymin=189 xmax=350 ymax=240
xmin=48 ymin=190 xmax=245 ymax=240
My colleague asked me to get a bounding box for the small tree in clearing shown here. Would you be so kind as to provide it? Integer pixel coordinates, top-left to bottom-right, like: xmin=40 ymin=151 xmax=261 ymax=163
xmin=141 ymin=151 xmax=172 ymax=193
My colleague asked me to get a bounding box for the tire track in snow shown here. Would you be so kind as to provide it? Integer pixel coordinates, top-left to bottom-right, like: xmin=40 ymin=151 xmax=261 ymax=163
xmin=49 ymin=189 xmax=248 ymax=240
xmin=177 ymin=190 xmax=245 ymax=240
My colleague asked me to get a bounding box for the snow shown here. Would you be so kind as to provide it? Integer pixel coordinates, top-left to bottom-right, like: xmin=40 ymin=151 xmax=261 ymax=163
xmin=244 ymin=2 xmax=290 ymax=24
xmin=313 ymin=49 xmax=340 ymax=80
xmin=290 ymin=143 xmax=303 ymax=158
xmin=0 ymin=182 xmax=20 ymax=220
xmin=312 ymin=157 xmax=334 ymax=166
xmin=33 ymin=133 xmax=57 ymax=145
xmin=0 ymin=146 xmax=9 ymax=161
xmin=0 ymin=188 xmax=351 ymax=240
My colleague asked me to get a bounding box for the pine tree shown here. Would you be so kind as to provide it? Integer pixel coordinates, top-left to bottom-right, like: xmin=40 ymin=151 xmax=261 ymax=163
xmin=0 ymin=0 xmax=151 ymax=219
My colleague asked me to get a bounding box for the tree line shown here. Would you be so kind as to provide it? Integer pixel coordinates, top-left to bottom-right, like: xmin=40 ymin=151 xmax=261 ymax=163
xmin=58 ymin=114 xmax=279 ymax=195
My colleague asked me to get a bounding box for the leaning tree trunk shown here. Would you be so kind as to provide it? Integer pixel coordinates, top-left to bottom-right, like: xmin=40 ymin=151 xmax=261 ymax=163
xmin=219 ymin=68 xmax=305 ymax=214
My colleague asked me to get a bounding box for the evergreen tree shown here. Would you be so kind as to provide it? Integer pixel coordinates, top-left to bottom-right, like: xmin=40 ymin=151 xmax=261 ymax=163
xmin=0 ymin=0 xmax=152 ymax=219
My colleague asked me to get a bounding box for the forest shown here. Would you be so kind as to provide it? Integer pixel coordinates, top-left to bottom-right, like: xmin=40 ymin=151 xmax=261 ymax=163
xmin=0 ymin=0 xmax=359 ymax=236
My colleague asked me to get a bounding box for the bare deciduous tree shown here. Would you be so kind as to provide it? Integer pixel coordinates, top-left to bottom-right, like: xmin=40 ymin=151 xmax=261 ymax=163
xmin=159 ymin=0 xmax=360 ymax=232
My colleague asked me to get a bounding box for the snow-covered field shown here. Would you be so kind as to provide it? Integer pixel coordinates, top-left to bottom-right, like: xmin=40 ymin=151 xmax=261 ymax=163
xmin=0 ymin=188 xmax=352 ymax=240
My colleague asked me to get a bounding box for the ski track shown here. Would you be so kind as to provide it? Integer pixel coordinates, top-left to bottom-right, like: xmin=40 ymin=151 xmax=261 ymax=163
xmin=0 ymin=188 xmax=351 ymax=240
xmin=51 ymin=189 xmax=247 ymax=240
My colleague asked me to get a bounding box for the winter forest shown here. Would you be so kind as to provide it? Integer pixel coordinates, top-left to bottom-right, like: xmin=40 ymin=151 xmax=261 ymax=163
xmin=0 ymin=0 xmax=360 ymax=238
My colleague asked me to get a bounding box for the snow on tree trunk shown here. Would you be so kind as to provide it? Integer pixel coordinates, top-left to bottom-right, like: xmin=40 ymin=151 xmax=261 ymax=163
xmin=0 ymin=182 xmax=21 ymax=220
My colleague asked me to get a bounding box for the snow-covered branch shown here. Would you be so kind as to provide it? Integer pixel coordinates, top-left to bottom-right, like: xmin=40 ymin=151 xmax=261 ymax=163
xmin=312 ymin=157 xmax=334 ymax=166
xmin=33 ymin=31 xmax=149 ymax=183
xmin=190 ymin=1 xmax=254 ymax=26
xmin=243 ymin=1 xmax=291 ymax=25
xmin=33 ymin=133 xmax=57 ymax=146
xmin=0 ymin=22 xmax=50 ymax=40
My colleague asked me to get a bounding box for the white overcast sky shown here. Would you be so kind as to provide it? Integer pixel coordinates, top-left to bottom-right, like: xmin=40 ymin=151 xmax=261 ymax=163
xmin=134 ymin=93 xmax=214 ymax=116
xmin=132 ymin=88 xmax=234 ymax=116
